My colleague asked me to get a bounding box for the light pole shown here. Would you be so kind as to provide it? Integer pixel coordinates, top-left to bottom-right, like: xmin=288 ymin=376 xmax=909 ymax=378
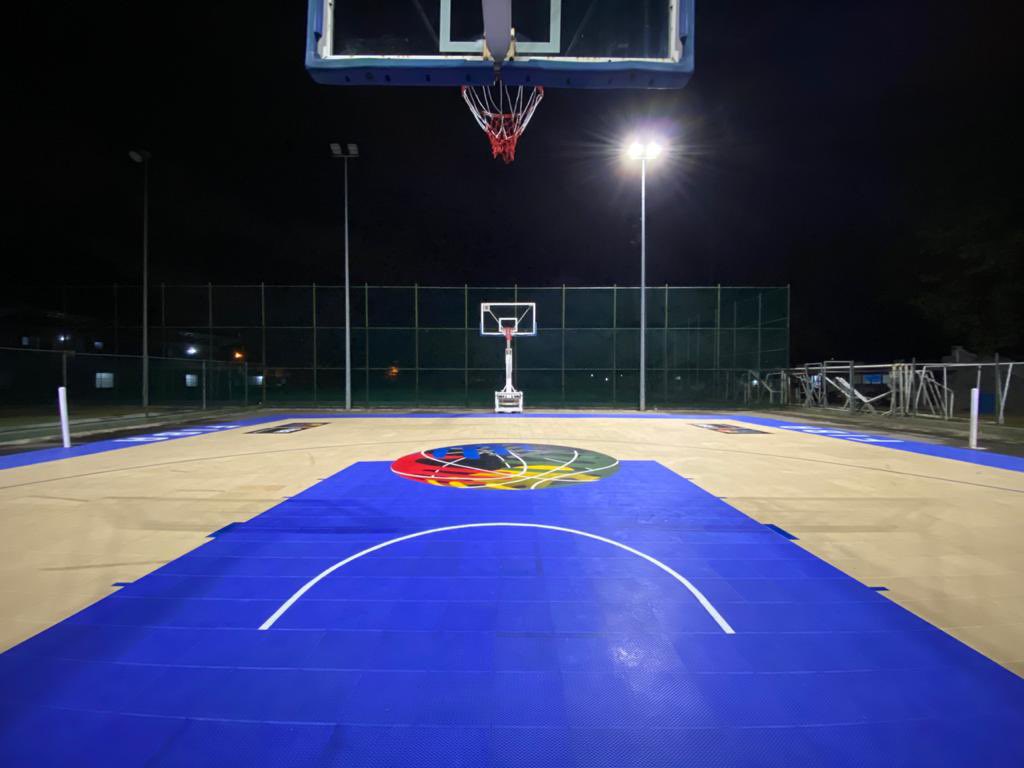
xmin=626 ymin=139 xmax=663 ymax=411
xmin=129 ymin=149 xmax=152 ymax=413
xmin=330 ymin=143 xmax=359 ymax=410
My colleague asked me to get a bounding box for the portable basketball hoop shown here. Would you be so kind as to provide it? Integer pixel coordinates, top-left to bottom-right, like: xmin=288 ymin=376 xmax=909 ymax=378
xmin=462 ymin=84 xmax=544 ymax=164
xmin=481 ymin=302 xmax=536 ymax=412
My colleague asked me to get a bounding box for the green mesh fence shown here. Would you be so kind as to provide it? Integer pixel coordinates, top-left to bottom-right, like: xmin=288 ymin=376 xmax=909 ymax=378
xmin=0 ymin=348 xmax=249 ymax=419
xmin=2 ymin=285 xmax=789 ymax=410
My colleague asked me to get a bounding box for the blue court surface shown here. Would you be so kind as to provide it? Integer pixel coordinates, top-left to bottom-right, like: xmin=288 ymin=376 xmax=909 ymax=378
xmin=2 ymin=457 xmax=1023 ymax=766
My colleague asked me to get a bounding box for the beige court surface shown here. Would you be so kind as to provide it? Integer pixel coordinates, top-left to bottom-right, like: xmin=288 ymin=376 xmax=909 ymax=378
xmin=0 ymin=414 xmax=1022 ymax=677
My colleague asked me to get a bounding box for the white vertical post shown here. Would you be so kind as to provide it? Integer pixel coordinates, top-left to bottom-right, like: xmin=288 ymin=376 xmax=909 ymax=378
xmin=505 ymin=336 xmax=514 ymax=391
xmin=57 ymin=386 xmax=71 ymax=448
xmin=969 ymin=387 xmax=980 ymax=450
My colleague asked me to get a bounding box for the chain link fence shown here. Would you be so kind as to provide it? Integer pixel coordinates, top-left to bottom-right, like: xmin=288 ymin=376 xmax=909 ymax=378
xmin=2 ymin=284 xmax=789 ymax=411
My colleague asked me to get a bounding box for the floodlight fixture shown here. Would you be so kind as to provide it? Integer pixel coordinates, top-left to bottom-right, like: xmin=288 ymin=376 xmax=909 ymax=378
xmin=626 ymin=139 xmax=665 ymax=162
xmin=330 ymin=142 xmax=359 ymax=159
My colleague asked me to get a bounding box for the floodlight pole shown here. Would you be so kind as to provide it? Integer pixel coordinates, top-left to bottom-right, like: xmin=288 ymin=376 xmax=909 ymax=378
xmin=640 ymin=157 xmax=647 ymax=412
xmin=331 ymin=143 xmax=358 ymax=411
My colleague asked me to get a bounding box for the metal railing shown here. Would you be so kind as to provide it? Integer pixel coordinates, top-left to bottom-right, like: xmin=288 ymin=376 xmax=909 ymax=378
xmin=762 ymin=359 xmax=1020 ymax=424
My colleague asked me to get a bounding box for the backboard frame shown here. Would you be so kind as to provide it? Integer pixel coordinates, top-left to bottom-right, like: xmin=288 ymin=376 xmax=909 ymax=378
xmin=480 ymin=302 xmax=537 ymax=337
xmin=306 ymin=0 xmax=695 ymax=89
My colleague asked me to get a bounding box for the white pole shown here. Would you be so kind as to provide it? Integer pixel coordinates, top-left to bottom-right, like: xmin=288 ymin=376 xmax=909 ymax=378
xmin=505 ymin=335 xmax=514 ymax=392
xmin=57 ymin=386 xmax=71 ymax=448
xmin=639 ymin=157 xmax=647 ymax=412
xmin=969 ymin=387 xmax=980 ymax=450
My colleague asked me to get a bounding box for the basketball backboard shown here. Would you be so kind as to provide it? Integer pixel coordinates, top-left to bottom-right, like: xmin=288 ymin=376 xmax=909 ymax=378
xmin=481 ymin=302 xmax=537 ymax=336
xmin=307 ymin=0 xmax=694 ymax=89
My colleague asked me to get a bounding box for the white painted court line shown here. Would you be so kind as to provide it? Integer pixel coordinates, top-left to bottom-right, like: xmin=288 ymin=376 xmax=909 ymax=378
xmin=258 ymin=522 xmax=735 ymax=634
xmin=533 ymin=459 xmax=619 ymax=489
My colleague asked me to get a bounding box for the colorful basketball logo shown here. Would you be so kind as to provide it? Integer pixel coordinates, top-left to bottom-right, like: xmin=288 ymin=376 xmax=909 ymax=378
xmin=391 ymin=443 xmax=619 ymax=490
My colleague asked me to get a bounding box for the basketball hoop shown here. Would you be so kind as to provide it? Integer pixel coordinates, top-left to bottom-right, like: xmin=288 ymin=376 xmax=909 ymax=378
xmin=462 ymin=83 xmax=544 ymax=163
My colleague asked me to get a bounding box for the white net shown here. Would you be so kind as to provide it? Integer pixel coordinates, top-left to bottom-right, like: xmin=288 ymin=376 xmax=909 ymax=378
xmin=461 ymin=84 xmax=545 ymax=163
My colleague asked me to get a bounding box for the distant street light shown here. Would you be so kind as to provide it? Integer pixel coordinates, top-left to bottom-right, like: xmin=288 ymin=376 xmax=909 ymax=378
xmin=129 ymin=149 xmax=152 ymax=412
xmin=330 ymin=142 xmax=359 ymax=410
xmin=625 ymin=137 xmax=666 ymax=411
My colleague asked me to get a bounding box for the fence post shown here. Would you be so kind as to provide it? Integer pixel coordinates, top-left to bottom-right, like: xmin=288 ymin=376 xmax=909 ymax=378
xmin=414 ymin=283 xmax=420 ymax=407
xmin=464 ymin=284 xmax=469 ymax=407
xmin=202 ymin=360 xmax=207 ymax=410
xmin=512 ymin=284 xmax=517 ymax=406
xmin=244 ymin=361 xmax=249 ymax=407
xmin=260 ymin=282 xmax=267 ymax=405
xmin=113 ymin=283 xmax=119 ymax=354
xmin=561 ymin=285 xmax=566 ymax=406
xmin=312 ymin=283 xmax=318 ymax=405
xmin=714 ymin=284 xmax=721 ymax=401
xmin=161 ymin=282 xmax=166 ymax=357
xmin=731 ymin=303 xmax=738 ymax=401
xmin=207 ymin=283 xmax=213 ymax=362
xmin=364 ymin=283 xmax=370 ymax=408
xmin=663 ymin=284 xmax=669 ymax=407
xmin=757 ymin=293 xmax=763 ymax=377
xmin=611 ymin=285 xmax=617 ymax=405
xmin=714 ymin=284 xmax=721 ymax=370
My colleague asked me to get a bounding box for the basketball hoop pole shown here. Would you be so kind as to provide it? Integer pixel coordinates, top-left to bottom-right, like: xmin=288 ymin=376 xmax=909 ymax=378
xmin=502 ymin=327 xmax=515 ymax=395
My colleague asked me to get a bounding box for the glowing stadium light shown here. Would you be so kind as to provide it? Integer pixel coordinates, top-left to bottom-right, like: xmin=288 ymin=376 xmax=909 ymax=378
xmin=626 ymin=138 xmax=665 ymax=161
xmin=185 ymin=346 xmax=198 ymax=356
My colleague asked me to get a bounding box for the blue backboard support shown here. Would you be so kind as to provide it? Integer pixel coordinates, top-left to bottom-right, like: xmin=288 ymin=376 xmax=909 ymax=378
xmin=306 ymin=0 xmax=695 ymax=89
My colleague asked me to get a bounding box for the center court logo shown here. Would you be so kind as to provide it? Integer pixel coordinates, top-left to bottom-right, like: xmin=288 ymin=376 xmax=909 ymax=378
xmin=391 ymin=443 xmax=619 ymax=490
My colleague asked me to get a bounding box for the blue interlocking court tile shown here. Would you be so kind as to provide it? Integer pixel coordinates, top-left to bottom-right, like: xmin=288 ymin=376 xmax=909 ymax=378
xmin=1 ymin=461 xmax=1023 ymax=766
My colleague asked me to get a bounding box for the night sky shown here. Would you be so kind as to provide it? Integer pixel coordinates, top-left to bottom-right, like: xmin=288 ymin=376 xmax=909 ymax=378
xmin=8 ymin=1 xmax=1023 ymax=362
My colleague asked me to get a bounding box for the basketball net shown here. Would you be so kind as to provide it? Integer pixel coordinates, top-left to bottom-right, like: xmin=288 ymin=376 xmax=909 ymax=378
xmin=462 ymin=84 xmax=544 ymax=163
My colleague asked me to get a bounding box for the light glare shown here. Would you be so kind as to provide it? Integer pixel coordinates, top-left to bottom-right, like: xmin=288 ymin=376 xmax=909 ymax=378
xmin=625 ymin=138 xmax=667 ymax=161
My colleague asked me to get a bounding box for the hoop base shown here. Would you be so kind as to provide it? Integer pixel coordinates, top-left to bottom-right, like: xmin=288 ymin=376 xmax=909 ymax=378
xmin=495 ymin=389 xmax=524 ymax=413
